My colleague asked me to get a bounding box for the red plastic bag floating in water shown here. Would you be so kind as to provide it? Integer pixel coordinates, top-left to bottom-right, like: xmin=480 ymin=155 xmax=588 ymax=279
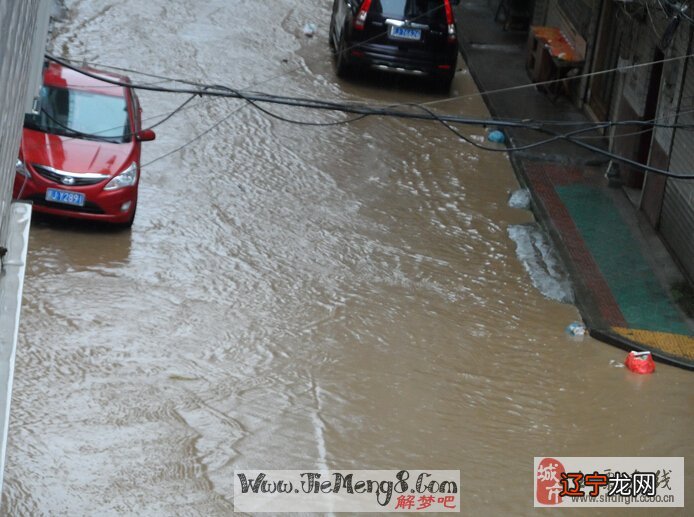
xmin=625 ymin=351 xmax=655 ymax=374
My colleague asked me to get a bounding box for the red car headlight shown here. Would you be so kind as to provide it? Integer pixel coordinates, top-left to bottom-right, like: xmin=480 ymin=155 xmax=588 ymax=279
xmin=104 ymin=163 xmax=138 ymax=191
xmin=16 ymin=159 xmax=30 ymax=177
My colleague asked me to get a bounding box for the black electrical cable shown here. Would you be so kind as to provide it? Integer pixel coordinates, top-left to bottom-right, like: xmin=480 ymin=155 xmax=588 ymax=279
xmin=58 ymin=55 xmax=694 ymax=130
xmin=411 ymin=102 xmax=611 ymax=152
xmin=54 ymin=2 xmax=451 ymax=92
xmin=142 ymin=93 xmax=200 ymax=131
xmin=59 ymin=54 xmax=694 ymax=132
xmin=560 ymin=133 xmax=694 ymax=179
xmin=209 ymin=83 xmax=371 ymax=126
xmin=46 ymin=54 xmax=694 ymax=130
xmin=37 ymin=92 xmax=200 ymax=144
xmin=55 ymin=56 xmax=209 ymax=87
xmin=141 ymin=103 xmax=248 ymax=169
xmin=426 ymin=106 xmax=694 ymax=150
xmin=46 ymin=53 xmax=539 ymax=128
xmin=38 ymin=108 xmax=122 ymax=142
xmin=412 ymin=102 xmax=694 ymax=179
xmin=45 ymin=54 xmax=694 ymax=178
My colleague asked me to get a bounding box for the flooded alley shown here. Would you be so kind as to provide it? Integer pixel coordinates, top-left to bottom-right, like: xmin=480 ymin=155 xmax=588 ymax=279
xmin=2 ymin=0 xmax=693 ymax=514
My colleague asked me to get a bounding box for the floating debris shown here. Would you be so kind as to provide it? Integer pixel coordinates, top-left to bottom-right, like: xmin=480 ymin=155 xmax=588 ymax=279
xmin=487 ymin=129 xmax=505 ymax=143
xmin=625 ymin=351 xmax=655 ymax=374
xmin=508 ymin=188 xmax=531 ymax=210
xmin=565 ymin=321 xmax=586 ymax=336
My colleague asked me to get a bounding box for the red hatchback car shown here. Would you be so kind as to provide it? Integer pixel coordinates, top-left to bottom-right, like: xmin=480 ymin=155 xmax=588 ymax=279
xmin=14 ymin=61 xmax=155 ymax=227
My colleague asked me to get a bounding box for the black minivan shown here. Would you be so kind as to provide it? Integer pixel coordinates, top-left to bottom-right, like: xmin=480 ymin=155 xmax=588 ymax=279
xmin=329 ymin=0 xmax=460 ymax=90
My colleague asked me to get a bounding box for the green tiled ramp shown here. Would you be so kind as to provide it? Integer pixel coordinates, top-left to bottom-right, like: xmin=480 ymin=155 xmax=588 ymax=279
xmin=556 ymin=185 xmax=691 ymax=335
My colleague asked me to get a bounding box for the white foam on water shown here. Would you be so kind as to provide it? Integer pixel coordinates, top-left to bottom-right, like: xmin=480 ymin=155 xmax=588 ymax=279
xmin=508 ymin=188 xmax=531 ymax=210
xmin=508 ymin=223 xmax=574 ymax=304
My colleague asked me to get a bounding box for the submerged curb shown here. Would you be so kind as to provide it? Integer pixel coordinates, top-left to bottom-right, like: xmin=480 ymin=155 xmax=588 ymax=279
xmin=589 ymin=329 xmax=694 ymax=371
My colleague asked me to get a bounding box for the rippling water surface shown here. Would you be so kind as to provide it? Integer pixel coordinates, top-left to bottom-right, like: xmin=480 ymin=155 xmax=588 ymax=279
xmin=3 ymin=1 xmax=693 ymax=515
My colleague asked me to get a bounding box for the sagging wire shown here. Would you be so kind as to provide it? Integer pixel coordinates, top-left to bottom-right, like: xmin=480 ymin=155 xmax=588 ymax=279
xmin=420 ymin=103 xmax=694 ymax=179
xmin=46 ymin=53 xmax=694 ymax=133
xmin=421 ymin=51 xmax=694 ymax=109
xmin=208 ymin=83 xmax=371 ymax=127
xmin=54 ymin=1 xmax=452 ymax=101
xmin=410 ymin=102 xmax=611 ymax=152
xmin=52 ymin=52 xmax=694 ymax=129
xmin=140 ymin=102 xmax=248 ymax=169
xmin=44 ymin=54 xmax=694 ymax=178
xmin=39 ymin=91 xmax=202 ymax=144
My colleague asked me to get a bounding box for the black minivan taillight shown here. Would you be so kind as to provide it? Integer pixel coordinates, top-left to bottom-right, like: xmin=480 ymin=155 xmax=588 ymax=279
xmin=443 ymin=0 xmax=456 ymax=43
xmin=354 ymin=0 xmax=372 ymax=30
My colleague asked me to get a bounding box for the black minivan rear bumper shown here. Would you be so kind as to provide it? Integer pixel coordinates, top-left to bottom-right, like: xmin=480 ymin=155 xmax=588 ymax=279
xmin=346 ymin=42 xmax=457 ymax=78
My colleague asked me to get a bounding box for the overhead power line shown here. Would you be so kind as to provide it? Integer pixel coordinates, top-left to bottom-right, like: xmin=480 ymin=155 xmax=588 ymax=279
xmin=44 ymin=54 xmax=694 ymax=179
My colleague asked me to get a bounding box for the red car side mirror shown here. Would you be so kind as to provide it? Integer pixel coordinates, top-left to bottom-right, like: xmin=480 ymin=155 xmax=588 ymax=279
xmin=137 ymin=129 xmax=156 ymax=142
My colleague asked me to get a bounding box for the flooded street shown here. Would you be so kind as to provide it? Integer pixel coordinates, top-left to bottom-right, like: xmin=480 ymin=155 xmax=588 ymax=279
xmin=3 ymin=0 xmax=693 ymax=514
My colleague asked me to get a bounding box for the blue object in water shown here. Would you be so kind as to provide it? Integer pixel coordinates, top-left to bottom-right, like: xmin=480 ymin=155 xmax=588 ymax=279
xmin=488 ymin=130 xmax=505 ymax=143
xmin=565 ymin=322 xmax=586 ymax=336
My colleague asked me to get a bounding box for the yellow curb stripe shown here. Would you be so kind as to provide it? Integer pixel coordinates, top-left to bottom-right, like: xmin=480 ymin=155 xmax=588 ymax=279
xmin=611 ymin=327 xmax=694 ymax=360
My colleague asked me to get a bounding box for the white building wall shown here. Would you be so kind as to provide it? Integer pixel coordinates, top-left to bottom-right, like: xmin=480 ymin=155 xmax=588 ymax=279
xmin=0 ymin=0 xmax=50 ymax=248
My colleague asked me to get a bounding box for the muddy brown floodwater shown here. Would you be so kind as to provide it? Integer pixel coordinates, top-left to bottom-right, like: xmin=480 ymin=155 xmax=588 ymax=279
xmin=2 ymin=1 xmax=693 ymax=515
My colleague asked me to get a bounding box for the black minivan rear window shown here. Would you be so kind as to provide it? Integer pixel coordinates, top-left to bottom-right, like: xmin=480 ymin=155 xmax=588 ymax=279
xmin=370 ymin=0 xmax=446 ymax=22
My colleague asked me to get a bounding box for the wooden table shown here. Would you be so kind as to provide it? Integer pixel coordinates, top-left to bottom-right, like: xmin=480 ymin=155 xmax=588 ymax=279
xmin=526 ymin=26 xmax=584 ymax=99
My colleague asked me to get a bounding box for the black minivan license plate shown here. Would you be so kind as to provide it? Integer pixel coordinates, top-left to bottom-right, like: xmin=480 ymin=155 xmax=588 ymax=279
xmin=389 ymin=26 xmax=422 ymax=41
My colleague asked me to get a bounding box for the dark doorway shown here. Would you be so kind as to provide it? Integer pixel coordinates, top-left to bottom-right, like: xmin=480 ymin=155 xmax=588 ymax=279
xmin=630 ymin=47 xmax=665 ymax=189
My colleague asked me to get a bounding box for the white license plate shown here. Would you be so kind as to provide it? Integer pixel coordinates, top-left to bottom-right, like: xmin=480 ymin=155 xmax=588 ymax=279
xmin=389 ymin=26 xmax=422 ymax=41
xmin=46 ymin=188 xmax=86 ymax=207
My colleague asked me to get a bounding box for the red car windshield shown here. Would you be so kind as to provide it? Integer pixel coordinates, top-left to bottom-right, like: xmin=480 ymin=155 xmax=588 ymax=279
xmin=24 ymin=85 xmax=131 ymax=143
